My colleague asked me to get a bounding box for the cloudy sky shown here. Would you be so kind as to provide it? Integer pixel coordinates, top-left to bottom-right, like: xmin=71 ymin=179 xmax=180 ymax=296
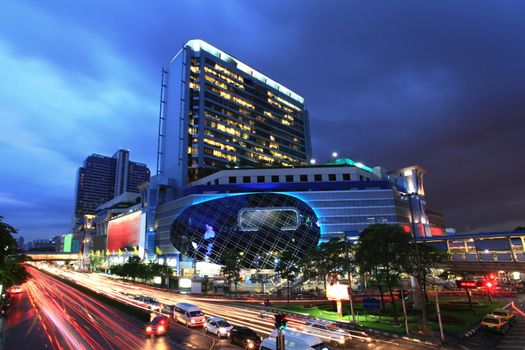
xmin=1 ymin=1 xmax=524 ymax=241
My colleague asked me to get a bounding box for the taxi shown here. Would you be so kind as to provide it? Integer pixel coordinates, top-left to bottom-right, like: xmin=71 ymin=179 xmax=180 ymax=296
xmin=480 ymin=315 xmax=510 ymax=334
xmin=491 ymin=308 xmax=517 ymax=325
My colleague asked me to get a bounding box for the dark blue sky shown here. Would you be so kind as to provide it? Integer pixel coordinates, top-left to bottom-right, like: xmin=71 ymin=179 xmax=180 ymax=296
xmin=1 ymin=1 xmax=524 ymax=241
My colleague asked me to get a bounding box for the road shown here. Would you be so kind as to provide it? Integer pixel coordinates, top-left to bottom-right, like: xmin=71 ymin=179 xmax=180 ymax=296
xmin=6 ymin=266 xmax=242 ymax=350
xmin=31 ymin=263 xmax=435 ymax=349
xmin=459 ymin=294 xmax=525 ymax=350
xmin=3 ymin=285 xmax=53 ymax=350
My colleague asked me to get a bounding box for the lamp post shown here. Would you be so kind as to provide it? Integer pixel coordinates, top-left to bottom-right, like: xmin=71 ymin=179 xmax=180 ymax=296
xmin=400 ymin=192 xmax=428 ymax=327
xmin=344 ymin=232 xmax=356 ymax=323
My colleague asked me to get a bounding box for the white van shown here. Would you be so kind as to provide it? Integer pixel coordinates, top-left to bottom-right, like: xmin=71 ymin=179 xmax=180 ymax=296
xmin=260 ymin=329 xmax=329 ymax=350
xmin=173 ymin=302 xmax=205 ymax=327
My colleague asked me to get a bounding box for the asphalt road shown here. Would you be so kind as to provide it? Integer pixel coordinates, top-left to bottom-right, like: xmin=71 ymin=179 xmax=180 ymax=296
xmin=7 ymin=266 xmax=246 ymax=350
xmin=4 ymin=287 xmax=53 ymax=350
xmin=458 ymin=294 xmax=525 ymax=350
xmin=32 ymin=264 xmax=437 ymax=349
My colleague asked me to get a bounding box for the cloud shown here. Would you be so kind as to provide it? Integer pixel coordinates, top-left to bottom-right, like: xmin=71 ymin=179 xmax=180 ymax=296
xmin=1 ymin=0 xmax=524 ymax=239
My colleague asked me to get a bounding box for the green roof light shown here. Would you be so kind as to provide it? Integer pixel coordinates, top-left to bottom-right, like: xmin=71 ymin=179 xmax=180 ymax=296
xmin=328 ymin=158 xmax=374 ymax=173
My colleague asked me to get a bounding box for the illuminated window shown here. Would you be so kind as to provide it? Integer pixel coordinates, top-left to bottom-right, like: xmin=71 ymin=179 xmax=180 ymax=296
xmin=238 ymin=208 xmax=300 ymax=232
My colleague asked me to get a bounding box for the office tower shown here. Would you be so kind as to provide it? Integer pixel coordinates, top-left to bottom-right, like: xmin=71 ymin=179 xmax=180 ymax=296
xmin=73 ymin=149 xmax=150 ymax=225
xmin=157 ymin=39 xmax=312 ymax=195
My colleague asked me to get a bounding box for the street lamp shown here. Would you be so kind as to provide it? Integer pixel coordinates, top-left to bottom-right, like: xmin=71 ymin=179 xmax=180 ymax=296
xmin=400 ymin=192 xmax=428 ymax=327
xmin=310 ymin=159 xmax=316 ymax=165
xmin=332 ymin=152 xmax=338 ymax=158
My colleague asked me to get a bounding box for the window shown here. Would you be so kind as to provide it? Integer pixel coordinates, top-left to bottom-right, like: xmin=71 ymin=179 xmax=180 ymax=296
xmin=328 ymin=174 xmax=336 ymax=181
xmin=229 ymin=176 xmax=237 ymax=184
xmin=243 ymin=176 xmax=251 ymax=183
xmin=314 ymin=174 xmax=322 ymax=182
xmin=271 ymin=175 xmax=279 ymax=183
xmin=359 ymin=175 xmax=363 ymax=181
xmin=343 ymin=173 xmax=350 ymax=181
xmin=285 ymin=175 xmax=294 ymax=182
xmin=214 ymin=179 xmax=219 ymax=185
xmin=300 ymin=174 xmax=308 ymax=182
xmin=257 ymin=175 xmax=265 ymax=183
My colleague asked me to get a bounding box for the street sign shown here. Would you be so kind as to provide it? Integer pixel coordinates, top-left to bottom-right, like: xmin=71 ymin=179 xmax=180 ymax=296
xmin=456 ymin=280 xmax=477 ymax=289
xmin=363 ymin=297 xmax=380 ymax=310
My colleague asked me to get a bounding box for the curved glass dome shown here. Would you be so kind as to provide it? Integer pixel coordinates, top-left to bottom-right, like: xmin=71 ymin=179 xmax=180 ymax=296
xmin=170 ymin=193 xmax=320 ymax=268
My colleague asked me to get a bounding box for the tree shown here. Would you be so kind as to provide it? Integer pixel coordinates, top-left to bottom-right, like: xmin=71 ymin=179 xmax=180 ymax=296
xmin=221 ymin=249 xmax=243 ymax=295
xmin=514 ymin=226 xmax=525 ymax=232
xmin=355 ymin=224 xmax=412 ymax=325
xmin=300 ymin=238 xmax=346 ymax=292
xmin=0 ymin=216 xmax=29 ymax=290
xmin=409 ymin=243 xmax=449 ymax=302
xmin=275 ymin=250 xmax=301 ymax=306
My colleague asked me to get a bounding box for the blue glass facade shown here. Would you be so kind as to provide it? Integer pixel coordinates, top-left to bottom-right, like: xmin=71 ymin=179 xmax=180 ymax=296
xmin=170 ymin=193 xmax=320 ymax=269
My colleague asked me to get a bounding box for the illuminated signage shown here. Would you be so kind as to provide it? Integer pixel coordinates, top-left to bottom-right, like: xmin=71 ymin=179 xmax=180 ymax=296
xmin=456 ymin=280 xmax=477 ymax=289
xmin=326 ymin=283 xmax=349 ymax=300
xmin=107 ymin=211 xmax=141 ymax=253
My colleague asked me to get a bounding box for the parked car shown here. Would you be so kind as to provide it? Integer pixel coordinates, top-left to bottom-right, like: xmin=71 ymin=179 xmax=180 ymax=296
xmin=491 ymin=308 xmax=517 ymax=325
xmin=228 ymin=326 xmax=262 ymax=349
xmin=145 ymin=315 xmax=170 ymax=337
xmin=481 ymin=315 xmax=510 ymax=334
xmin=204 ymin=317 xmax=233 ymax=338
xmin=173 ymin=303 xmax=205 ymax=327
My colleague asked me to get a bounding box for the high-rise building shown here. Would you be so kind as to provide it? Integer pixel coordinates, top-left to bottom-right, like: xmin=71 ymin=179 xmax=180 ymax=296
xmin=73 ymin=149 xmax=150 ymax=226
xmin=157 ymin=39 xmax=312 ymax=196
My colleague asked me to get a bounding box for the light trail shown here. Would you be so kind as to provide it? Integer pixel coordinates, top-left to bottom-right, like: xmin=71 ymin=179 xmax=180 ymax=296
xmin=24 ymin=266 xmax=159 ymax=350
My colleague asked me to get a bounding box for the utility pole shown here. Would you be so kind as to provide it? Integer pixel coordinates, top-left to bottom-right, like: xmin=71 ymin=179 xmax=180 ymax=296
xmin=344 ymin=232 xmax=356 ymax=323
xmin=400 ymin=288 xmax=409 ymax=336
xmin=436 ymin=288 xmax=445 ymax=344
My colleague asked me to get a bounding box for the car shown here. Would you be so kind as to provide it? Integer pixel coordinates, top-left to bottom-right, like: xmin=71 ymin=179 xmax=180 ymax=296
xmin=481 ymin=315 xmax=510 ymax=334
xmin=134 ymin=296 xmax=161 ymax=311
xmin=145 ymin=315 xmax=170 ymax=337
xmin=491 ymin=308 xmax=517 ymax=325
xmin=304 ymin=319 xmax=372 ymax=345
xmin=228 ymin=326 xmax=262 ymax=349
xmin=204 ymin=317 xmax=233 ymax=338
xmin=8 ymin=285 xmax=22 ymax=294
xmin=173 ymin=303 xmax=205 ymax=327
xmin=161 ymin=304 xmax=176 ymax=317
xmin=261 ymin=329 xmax=329 ymax=350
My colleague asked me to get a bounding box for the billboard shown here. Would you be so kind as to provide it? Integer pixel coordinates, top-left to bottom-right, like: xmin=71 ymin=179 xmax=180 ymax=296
xmin=107 ymin=211 xmax=142 ymax=253
xmin=63 ymin=234 xmax=73 ymax=253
